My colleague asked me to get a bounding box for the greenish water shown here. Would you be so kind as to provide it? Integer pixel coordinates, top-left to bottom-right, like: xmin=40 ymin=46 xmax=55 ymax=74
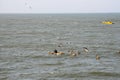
xmin=0 ymin=13 xmax=120 ymax=80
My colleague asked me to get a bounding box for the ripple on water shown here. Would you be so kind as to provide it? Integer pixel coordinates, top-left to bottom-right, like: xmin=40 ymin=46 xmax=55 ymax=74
xmin=0 ymin=67 xmax=14 ymax=80
xmin=89 ymin=71 xmax=120 ymax=78
xmin=39 ymin=62 xmax=64 ymax=67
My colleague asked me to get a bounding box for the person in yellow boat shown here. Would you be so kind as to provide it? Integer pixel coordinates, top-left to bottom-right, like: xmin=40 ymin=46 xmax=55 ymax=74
xmin=102 ymin=21 xmax=113 ymax=24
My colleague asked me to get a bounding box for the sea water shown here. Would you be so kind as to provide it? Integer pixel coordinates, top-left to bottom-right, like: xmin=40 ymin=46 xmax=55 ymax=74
xmin=0 ymin=13 xmax=120 ymax=80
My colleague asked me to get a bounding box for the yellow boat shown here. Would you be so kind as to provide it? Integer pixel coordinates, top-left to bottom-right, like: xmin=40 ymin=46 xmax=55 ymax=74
xmin=102 ymin=21 xmax=113 ymax=24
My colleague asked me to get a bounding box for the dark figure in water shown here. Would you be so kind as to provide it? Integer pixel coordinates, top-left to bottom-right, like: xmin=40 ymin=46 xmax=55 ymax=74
xmin=54 ymin=49 xmax=58 ymax=53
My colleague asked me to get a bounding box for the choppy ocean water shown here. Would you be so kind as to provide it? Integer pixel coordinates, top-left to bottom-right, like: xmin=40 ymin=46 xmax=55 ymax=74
xmin=0 ymin=13 xmax=120 ymax=80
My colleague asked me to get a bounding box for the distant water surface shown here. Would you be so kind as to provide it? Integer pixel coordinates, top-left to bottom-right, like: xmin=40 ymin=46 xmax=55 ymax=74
xmin=0 ymin=13 xmax=120 ymax=80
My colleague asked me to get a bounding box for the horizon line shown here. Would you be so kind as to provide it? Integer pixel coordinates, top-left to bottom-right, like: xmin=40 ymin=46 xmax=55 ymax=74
xmin=0 ymin=12 xmax=120 ymax=14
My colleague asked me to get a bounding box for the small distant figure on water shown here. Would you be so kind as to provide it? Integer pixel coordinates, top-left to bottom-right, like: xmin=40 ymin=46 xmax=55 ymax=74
xmin=83 ymin=47 xmax=89 ymax=53
xmin=96 ymin=54 xmax=100 ymax=60
xmin=54 ymin=49 xmax=58 ymax=53
xmin=115 ymin=50 xmax=120 ymax=55
xmin=48 ymin=49 xmax=64 ymax=56
xmin=69 ymin=49 xmax=81 ymax=57
xmin=77 ymin=51 xmax=81 ymax=55
xmin=58 ymin=43 xmax=63 ymax=48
